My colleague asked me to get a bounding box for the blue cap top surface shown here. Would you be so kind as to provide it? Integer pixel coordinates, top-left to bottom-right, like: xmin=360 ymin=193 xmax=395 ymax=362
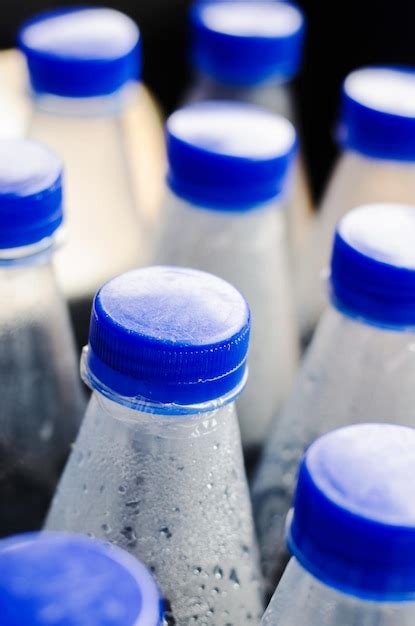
xmin=167 ymin=101 xmax=297 ymax=210
xmin=330 ymin=203 xmax=415 ymax=329
xmin=85 ymin=266 xmax=251 ymax=407
xmin=0 ymin=532 xmax=163 ymax=625
xmin=338 ymin=66 xmax=415 ymax=161
xmin=19 ymin=7 xmax=141 ymax=98
xmin=0 ymin=140 xmax=63 ymax=249
xmin=191 ymin=0 xmax=305 ymax=86
xmin=288 ymin=423 xmax=415 ymax=600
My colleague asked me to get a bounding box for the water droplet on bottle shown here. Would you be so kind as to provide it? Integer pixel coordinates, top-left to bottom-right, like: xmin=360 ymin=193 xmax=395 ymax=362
xmin=120 ymin=526 xmax=137 ymax=547
xmin=39 ymin=421 xmax=53 ymax=441
xmin=229 ymin=568 xmax=240 ymax=588
xmin=160 ymin=527 xmax=172 ymax=539
xmin=213 ymin=566 xmax=223 ymax=579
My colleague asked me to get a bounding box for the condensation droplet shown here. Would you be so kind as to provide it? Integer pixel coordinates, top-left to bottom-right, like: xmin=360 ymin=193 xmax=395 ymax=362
xmin=160 ymin=527 xmax=172 ymax=539
xmin=229 ymin=568 xmax=240 ymax=588
xmin=39 ymin=421 xmax=53 ymax=441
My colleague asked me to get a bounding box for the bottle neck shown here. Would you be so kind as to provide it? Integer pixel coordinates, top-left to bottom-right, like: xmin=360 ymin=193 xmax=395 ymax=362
xmin=90 ymin=388 xmax=238 ymax=439
xmin=167 ymin=185 xmax=286 ymax=217
xmin=81 ymin=346 xmax=248 ymax=417
xmin=31 ymin=82 xmax=138 ymax=117
xmin=192 ymin=72 xmax=293 ymax=118
xmin=330 ymin=290 xmax=415 ymax=334
xmin=264 ymin=558 xmax=415 ymax=625
xmin=0 ymin=235 xmax=58 ymax=268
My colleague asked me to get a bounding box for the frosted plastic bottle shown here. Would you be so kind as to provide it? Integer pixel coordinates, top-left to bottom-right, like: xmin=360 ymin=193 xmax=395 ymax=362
xmin=0 ymin=532 xmax=164 ymax=625
xmin=46 ymin=266 xmax=264 ymax=624
xmin=298 ymin=66 xmax=415 ymax=339
xmin=252 ymin=202 xmax=415 ymax=592
xmin=188 ymin=0 xmax=312 ymax=259
xmin=0 ymin=140 xmax=85 ymax=536
xmin=261 ymin=423 xmax=415 ymax=625
xmin=155 ymin=102 xmax=300 ymax=463
xmin=18 ymin=7 xmax=147 ymax=346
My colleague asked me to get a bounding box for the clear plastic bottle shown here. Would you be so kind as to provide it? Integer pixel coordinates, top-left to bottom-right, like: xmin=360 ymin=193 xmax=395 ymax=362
xmin=297 ymin=66 xmax=415 ymax=340
xmin=18 ymin=7 xmax=148 ymax=347
xmin=154 ymin=101 xmax=299 ymax=464
xmin=187 ymin=0 xmax=313 ymax=259
xmin=261 ymin=423 xmax=415 ymax=625
xmin=46 ymin=266 xmax=264 ymax=625
xmin=0 ymin=140 xmax=85 ymax=536
xmin=252 ymin=203 xmax=415 ymax=592
xmin=0 ymin=532 xmax=164 ymax=625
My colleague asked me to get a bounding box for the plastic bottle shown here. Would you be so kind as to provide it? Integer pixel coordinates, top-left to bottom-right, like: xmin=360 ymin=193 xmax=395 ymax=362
xmin=252 ymin=202 xmax=415 ymax=592
xmin=46 ymin=266 xmax=264 ymax=625
xmin=0 ymin=532 xmax=164 ymax=625
xmin=261 ymin=423 xmax=415 ymax=625
xmin=188 ymin=0 xmax=312 ymax=259
xmin=154 ymin=101 xmax=299 ymax=464
xmin=297 ymin=66 xmax=415 ymax=340
xmin=18 ymin=7 xmax=148 ymax=347
xmin=0 ymin=140 xmax=85 ymax=536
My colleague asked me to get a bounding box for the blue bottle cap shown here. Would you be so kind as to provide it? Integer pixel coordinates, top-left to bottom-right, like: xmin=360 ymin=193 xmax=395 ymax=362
xmin=166 ymin=101 xmax=297 ymax=210
xmin=85 ymin=266 xmax=251 ymax=407
xmin=0 ymin=140 xmax=63 ymax=250
xmin=191 ymin=1 xmax=305 ymax=86
xmin=18 ymin=7 xmax=141 ymax=98
xmin=330 ymin=203 xmax=415 ymax=329
xmin=338 ymin=66 xmax=415 ymax=161
xmin=0 ymin=532 xmax=164 ymax=625
xmin=287 ymin=424 xmax=415 ymax=600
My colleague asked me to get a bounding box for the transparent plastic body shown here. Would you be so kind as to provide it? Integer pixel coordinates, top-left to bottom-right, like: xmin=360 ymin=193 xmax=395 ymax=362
xmin=46 ymin=391 xmax=264 ymax=625
xmin=252 ymin=305 xmax=415 ymax=592
xmin=186 ymin=74 xmax=314 ymax=263
xmin=261 ymin=558 xmax=415 ymax=625
xmin=27 ymin=87 xmax=147 ymax=346
xmin=297 ymin=151 xmax=415 ymax=339
xmin=154 ymin=192 xmax=299 ymax=460
xmin=0 ymin=246 xmax=85 ymax=536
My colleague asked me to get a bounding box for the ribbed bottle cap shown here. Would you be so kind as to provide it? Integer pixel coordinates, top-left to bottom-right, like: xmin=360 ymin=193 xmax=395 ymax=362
xmin=18 ymin=7 xmax=141 ymax=98
xmin=85 ymin=266 xmax=251 ymax=406
xmin=0 ymin=140 xmax=63 ymax=249
xmin=338 ymin=66 xmax=415 ymax=160
xmin=330 ymin=203 xmax=415 ymax=329
xmin=0 ymin=532 xmax=163 ymax=625
xmin=167 ymin=101 xmax=297 ymax=210
xmin=287 ymin=424 xmax=415 ymax=600
xmin=191 ymin=0 xmax=305 ymax=86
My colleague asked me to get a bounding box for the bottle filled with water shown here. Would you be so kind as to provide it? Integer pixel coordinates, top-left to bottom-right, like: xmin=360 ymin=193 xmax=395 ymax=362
xmin=46 ymin=266 xmax=264 ymax=624
xmin=262 ymin=423 xmax=415 ymax=625
xmin=19 ymin=7 xmax=148 ymax=347
xmin=0 ymin=140 xmax=85 ymax=536
xmin=188 ymin=0 xmax=312 ymax=259
xmin=0 ymin=532 xmax=164 ymax=625
xmin=155 ymin=101 xmax=299 ymax=464
xmin=253 ymin=202 xmax=415 ymax=591
xmin=297 ymin=66 xmax=415 ymax=339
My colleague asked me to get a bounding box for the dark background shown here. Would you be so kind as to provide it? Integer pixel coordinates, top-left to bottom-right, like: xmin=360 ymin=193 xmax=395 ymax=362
xmin=5 ymin=0 xmax=415 ymax=198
